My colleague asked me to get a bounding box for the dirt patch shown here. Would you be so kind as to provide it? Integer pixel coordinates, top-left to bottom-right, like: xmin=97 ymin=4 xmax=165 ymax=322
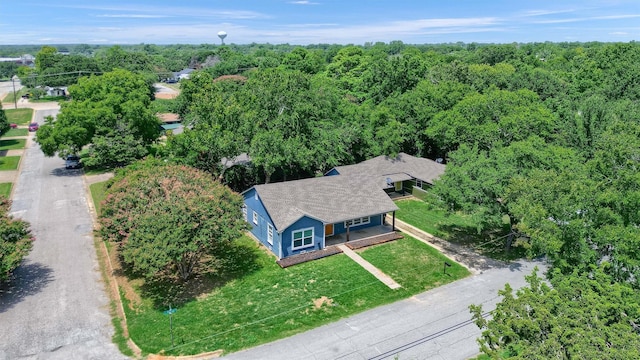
xmin=155 ymin=92 xmax=178 ymax=100
xmin=147 ymin=349 xmax=223 ymax=359
xmin=313 ymin=296 xmax=334 ymax=309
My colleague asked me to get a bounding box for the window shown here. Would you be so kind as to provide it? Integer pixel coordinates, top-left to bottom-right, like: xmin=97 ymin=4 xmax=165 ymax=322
xmin=242 ymin=205 xmax=247 ymax=222
xmin=416 ymin=179 xmax=423 ymax=189
xmin=267 ymin=224 xmax=274 ymax=245
xmin=253 ymin=211 xmax=258 ymax=225
xmin=292 ymin=228 xmax=313 ymax=249
xmin=345 ymin=216 xmax=371 ymax=227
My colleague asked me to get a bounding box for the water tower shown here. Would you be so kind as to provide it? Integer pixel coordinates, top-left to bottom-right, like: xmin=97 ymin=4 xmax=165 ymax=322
xmin=217 ymin=31 xmax=227 ymax=45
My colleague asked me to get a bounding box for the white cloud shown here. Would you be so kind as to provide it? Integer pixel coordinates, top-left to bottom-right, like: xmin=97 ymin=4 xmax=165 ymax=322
xmin=532 ymin=14 xmax=640 ymax=24
xmin=609 ymin=31 xmax=628 ymax=35
xmin=96 ymin=14 xmax=171 ymax=18
xmin=289 ymin=1 xmax=319 ymax=4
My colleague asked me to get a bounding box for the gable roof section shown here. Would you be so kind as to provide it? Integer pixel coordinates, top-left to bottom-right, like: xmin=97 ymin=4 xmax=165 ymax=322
xmin=250 ymin=175 xmax=398 ymax=232
xmin=331 ymin=152 xmax=445 ymax=189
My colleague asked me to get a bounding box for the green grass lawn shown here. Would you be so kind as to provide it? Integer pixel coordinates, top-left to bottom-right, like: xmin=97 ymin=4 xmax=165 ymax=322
xmin=359 ymin=236 xmax=470 ymax=293
xmin=2 ymin=128 xmax=28 ymax=137
xmin=5 ymin=108 xmax=33 ymax=125
xmin=0 ymin=139 xmax=26 ymax=150
xmin=0 ymin=156 xmax=20 ymax=170
xmin=89 ymin=181 xmax=108 ymax=214
xmin=121 ymin=236 xmax=469 ymax=356
xmin=2 ymin=88 xmax=29 ymax=103
xmin=0 ymin=182 xmax=12 ymax=197
xmin=394 ymin=198 xmax=522 ymax=260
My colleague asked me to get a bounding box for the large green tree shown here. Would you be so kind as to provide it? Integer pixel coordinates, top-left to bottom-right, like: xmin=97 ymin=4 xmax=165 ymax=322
xmin=0 ymin=102 xmax=10 ymax=137
xmin=471 ymin=268 xmax=640 ymax=359
xmin=35 ymin=69 xmax=160 ymax=165
xmin=0 ymin=197 xmax=33 ymax=282
xmin=99 ymin=161 xmax=248 ymax=282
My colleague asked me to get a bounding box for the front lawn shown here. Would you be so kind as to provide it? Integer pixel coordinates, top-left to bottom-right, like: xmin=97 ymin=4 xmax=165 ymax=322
xmin=121 ymin=235 xmax=468 ymax=356
xmin=359 ymin=236 xmax=470 ymax=293
xmin=2 ymin=128 xmax=28 ymax=137
xmin=0 ymin=182 xmax=12 ymax=197
xmin=0 ymin=139 xmax=26 ymax=150
xmin=0 ymin=156 xmax=20 ymax=170
xmin=394 ymin=198 xmax=521 ymax=260
xmin=5 ymin=108 xmax=33 ymax=125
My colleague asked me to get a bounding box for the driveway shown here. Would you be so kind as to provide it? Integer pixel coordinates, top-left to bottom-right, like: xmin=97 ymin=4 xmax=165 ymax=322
xmin=222 ymin=259 xmax=546 ymax=360
xmin=0 ymin=108 xmax=125 ymax=359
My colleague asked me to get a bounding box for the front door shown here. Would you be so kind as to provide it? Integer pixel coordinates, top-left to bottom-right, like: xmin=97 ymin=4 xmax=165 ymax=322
xmin=324 ymin=223 xmax=334 ymax=236
xmin=394 ymin=181 xmax=402 ymax=192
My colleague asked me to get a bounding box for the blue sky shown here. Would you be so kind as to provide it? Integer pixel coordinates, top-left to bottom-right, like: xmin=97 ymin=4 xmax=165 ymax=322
xmin=1 ymin=0 xmax=639 ymax=45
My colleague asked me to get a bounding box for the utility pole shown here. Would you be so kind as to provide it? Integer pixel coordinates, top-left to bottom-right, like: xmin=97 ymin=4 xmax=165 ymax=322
xmin=11 ymin=76 xmax=18 ymax=109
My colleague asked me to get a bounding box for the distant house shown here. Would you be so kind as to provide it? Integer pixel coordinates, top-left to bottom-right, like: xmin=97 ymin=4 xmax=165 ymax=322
xmin=242 ymin=175 xmax=398 ymax=259
xmin=173 ymin=68 xmax=195 ymax=81
xmin=157 ymin=113 xmax=183 ymax=135
xmin=326 ymin=152 xmax=445 ymax=195
xmin=45 ymin=86 xmax=67 ymax=97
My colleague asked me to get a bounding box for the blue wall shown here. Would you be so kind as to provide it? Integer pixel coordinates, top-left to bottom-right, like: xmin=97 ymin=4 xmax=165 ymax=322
xmin=325 ymin=168 xmax=340 ymax=176
xmin=332 ymin=214 xmax=383 ymax=235
xmin=243 ymin=188 xmax=282 ymax=258
xmin=281 ymin=216 xmax=325 ymax=258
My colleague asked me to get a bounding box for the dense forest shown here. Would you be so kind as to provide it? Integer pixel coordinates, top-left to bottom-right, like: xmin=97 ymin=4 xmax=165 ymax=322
xmin=6 ymin=40 xmax=640 ymax=357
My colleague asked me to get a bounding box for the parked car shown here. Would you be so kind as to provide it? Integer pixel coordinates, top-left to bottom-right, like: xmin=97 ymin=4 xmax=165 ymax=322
xmin=28 ymin=123 xmax=39 ymax=132
xmin=65 ymin=154 xmax=82 ymax=169
xmin=9 ymin=123 xmax=17 ymax=129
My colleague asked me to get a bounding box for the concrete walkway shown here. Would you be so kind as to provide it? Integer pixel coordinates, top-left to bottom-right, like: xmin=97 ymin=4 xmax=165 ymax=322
xmin=337 ymin=244 xmax=401 ymax=290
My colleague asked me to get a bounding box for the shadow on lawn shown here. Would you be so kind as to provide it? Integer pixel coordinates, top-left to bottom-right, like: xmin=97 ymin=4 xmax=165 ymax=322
xmin=118 ymin=240 xmax=262 ymax=309
xmin=437 ymin=223 xmax=527 ymax=262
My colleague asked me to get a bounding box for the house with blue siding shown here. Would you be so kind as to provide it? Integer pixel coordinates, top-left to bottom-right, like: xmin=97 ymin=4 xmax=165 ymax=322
xmin=242 ymin=175 xmax=398 ymax=259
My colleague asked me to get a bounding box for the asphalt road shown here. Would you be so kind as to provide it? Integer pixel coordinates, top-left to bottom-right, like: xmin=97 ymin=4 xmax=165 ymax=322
xmin=0 ymin=108 xmax=125 ymax=359
xmin=222 ymin=259 xmax=547 ymax=360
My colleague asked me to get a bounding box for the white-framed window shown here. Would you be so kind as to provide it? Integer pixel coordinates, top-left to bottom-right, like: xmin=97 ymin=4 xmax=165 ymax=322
xmin=345 ymin=216 xmax=371 ymax=227
xmin=253 ymin=211 xmax=258 ymax=225
xmin=267 ymin=224 xmax=274 ymax=245
xmin=242 ymin=205 xmax=247 ymax=222
xmin=416 ymin=179 xmax=423 ymax=189
xmin=292 ymin=227 xmax=313 ymax=250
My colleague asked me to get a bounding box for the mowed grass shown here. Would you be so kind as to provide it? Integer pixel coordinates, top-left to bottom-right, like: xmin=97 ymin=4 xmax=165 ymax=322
xmin=394 ymin=198 xmax=521 ymax=260
xmin=0 ymin=139 xmax=26 ymax=150
xmin=122 ymin=235 xmax=468 ymax=356
xmin=5 ymin=108 xmax=33 ymax=125
xmin=0 ymin=156 xmax=20 ymax=170
xmin=89 ymin=181 xmax=108 ymax=214
xmin=359 ymin=236 xmax=470 ymax=293
xmin=0 ymin=182 xmax=12 ymax=197
xmin=2 ymin=128 xmax=28 ymax=137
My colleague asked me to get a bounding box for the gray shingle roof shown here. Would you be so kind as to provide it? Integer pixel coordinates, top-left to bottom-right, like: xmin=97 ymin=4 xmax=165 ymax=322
xmin=252 ymin=175 xmax=398 ymax=232
xmin=331 ymin=152 xmax=445 ymax=189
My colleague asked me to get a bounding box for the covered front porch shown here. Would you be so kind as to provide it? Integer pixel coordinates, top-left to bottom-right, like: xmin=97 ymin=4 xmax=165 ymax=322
xmin=325 ymin=223 xmax=395 ymax=247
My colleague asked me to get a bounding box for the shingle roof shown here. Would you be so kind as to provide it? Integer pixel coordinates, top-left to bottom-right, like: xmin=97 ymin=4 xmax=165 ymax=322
xmin=331 ymin=152 xmax=445 ymax=189
xmin=252 ymin=175 xmax=398 ymax=232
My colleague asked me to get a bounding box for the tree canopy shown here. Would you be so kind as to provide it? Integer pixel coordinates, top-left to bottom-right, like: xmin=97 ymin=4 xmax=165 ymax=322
xmin=99 ymin=160 xmax=248 ymax=282
xmin=0 ymin=197 xmax=33 ymax=282
xmin=35 ymin=69 xmax=159 ymax=167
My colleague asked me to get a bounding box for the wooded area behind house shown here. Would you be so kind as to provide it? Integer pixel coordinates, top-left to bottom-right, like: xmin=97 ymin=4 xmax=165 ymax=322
xmin=4 ymin=40 xmax=640 ymax=357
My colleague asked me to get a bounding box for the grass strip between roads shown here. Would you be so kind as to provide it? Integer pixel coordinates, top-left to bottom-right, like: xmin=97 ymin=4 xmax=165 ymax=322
xmin=0 ymin=156 xmax=20 ymax=171
xmin=5 ymin=108 xmax=33 ymax=125
xmin=89 ymin=180 xmax=469 ymax=357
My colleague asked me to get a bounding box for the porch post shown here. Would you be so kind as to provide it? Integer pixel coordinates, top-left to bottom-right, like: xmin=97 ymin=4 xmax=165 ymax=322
xmin=346 ymin=223 xmax=350 ymax=242
xmin=392 ymin=211 xmax=396 ymax=231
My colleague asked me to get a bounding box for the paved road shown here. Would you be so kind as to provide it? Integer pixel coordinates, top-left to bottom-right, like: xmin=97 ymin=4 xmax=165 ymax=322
xmin=0 ymin=109 xmax=125 ymax=359
xmin=223 ymin=259 xmax=547 ymax=360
